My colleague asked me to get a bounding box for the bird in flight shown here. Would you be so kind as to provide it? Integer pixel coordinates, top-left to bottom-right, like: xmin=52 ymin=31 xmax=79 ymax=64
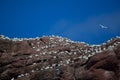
xmin=99 ymin=24 xmax=108 ymax=29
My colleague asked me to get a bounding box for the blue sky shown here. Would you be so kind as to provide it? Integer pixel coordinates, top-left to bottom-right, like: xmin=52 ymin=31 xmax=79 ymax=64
xmin=0 ymin=0 xmax=120 ymax=44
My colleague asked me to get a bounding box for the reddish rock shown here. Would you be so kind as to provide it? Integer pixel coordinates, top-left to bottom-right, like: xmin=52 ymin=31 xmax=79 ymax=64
xmin=0 ymin=35 xmax=120 ymax=80
xmin=92 ymin=69 xmax=117 ymax=80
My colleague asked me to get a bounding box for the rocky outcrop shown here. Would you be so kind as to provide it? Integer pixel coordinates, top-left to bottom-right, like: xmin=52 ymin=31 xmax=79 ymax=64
xmin=0 ymin=35 xmax=120 ymax=80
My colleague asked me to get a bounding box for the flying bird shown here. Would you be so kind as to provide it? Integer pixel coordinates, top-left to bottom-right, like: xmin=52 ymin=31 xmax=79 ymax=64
xmin=99 ymin=24 xmax=108 ymax=29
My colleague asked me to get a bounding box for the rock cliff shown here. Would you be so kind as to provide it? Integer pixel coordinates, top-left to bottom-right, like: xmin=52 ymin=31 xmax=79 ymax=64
xmin=0 ymin=35 xmax=120 ymax=80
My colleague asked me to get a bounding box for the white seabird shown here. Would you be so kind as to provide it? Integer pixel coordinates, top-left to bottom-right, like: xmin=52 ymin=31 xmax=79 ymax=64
xmin=99 ymin=24 xmax=108 ymax=29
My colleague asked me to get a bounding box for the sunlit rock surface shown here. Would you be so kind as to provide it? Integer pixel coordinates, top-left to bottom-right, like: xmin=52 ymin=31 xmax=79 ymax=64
xmin=0 ymin=35 xmax=120 ymax=80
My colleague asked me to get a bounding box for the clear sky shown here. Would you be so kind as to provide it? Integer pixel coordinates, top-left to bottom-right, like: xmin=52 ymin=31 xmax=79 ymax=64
xmin=0 ymin=0 xmax=120 ymax=44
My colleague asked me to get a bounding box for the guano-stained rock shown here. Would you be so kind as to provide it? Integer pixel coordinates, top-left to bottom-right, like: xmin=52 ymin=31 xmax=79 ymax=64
xmin=0 ymin=35 xmax=120 ymax=80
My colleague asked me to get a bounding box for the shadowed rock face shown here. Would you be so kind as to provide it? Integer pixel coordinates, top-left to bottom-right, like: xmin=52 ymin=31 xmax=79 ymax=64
xmin=0 ymin=35 xmax=120 ymax=80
